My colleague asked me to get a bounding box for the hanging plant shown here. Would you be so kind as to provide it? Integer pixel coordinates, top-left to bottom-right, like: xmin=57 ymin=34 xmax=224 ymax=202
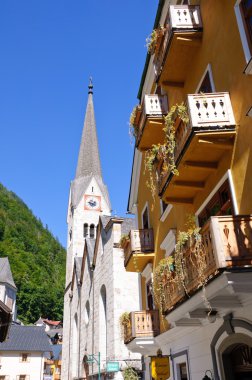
xmin=123 ymin=367 xmax=139 ymax=380
xmin=146 ymin=25 xmax=166 ymax=55
xmin=129 ymin=105 xmax=141 ymax=141
xmin=119 ymin=312 xmax=131 ymax=328
xmin=153 ymin=215 xmax=210 ymax=315
xmin=153 ymin=256 xmax=175 ymax=317
xmin=119 ymin=234 xmax=130 ymax=248
xmin=144 ymin=102 xmax=189 ymax=200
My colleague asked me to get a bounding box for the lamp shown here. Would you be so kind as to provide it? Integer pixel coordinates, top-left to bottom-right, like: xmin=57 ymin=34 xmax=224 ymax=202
xmin=207 ymin=310 xmax=217 ymax=323
xmin=202 ymin=370 xmax=213 ymax=380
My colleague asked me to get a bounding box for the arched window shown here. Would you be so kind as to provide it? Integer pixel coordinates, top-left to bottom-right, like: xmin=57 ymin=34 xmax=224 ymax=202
xmin=84 ymin=301 xmax=90 ymax=325
xmin=99 ymin=285 xmax=107 ymax=362
xmin=72 ymin=313 xmax=78 ymax=377
xmin=90 ymin=224 xmax=95 ymax=239
xmin=83 ymin=223 xmax=88 ymax=238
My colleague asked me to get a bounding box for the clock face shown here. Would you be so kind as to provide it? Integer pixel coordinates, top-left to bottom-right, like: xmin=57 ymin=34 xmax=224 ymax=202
xmin=84 ymin=195 xmax=101 ymax=211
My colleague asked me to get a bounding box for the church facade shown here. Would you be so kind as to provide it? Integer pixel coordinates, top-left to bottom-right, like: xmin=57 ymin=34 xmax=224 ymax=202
xmin=61 ymin=82 xmax=141 ymax=380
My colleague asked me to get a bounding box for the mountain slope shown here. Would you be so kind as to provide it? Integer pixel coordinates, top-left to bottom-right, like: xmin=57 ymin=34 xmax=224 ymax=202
xmin=0 ymin=183 xmax=66 ymax=324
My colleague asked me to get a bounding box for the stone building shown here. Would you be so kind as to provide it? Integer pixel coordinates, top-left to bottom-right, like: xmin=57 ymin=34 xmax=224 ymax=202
xmin=61 ymin=82 xmax=141 ymax=380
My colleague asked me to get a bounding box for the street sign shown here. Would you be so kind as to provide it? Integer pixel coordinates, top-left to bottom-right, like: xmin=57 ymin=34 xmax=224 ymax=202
xmin=106 ymin=361 xmax=120 ymax=372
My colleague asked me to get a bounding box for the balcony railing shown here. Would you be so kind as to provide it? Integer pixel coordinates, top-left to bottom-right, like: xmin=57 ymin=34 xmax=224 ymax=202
xmin=163 ymin=215 xmax=252 ymax=313
xmin=158 ymin=92 xmax=236 ymax=194
xmin=124 ymin=229 xmax=154 ymax=267
xmin=124 ymin=310 xmax=160 ymax=344
xmin=136 ymin=94 xmax=168 ymax=149
xmin=154 ymin=5 xmax=202 ymax=77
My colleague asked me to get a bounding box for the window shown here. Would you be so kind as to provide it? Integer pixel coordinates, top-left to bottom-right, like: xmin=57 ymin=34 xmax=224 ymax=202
xmin=171 ymin=351 xmax=190 ymax=380
xmin=196 ymin=65 xmax=215 ymax=93
xmin=146 ymin=280 xmax=154 ymax=310
xmin=20 ymin=353 xmax=30 ymax=363
xmin=235 ymin=0 xmax=252 ymax=67
xmin=84 ymin=301 xmax=90 ymax=325
xmin=198 ymin=179 xmax=234 ymax=227
xmin=83 ymin=223 xmax=88 ymax=238
xmin=240 ymin=0 xmax=252 ymax=53
xmin=18 ymin=376 xmax=28 ymax=380
xmin=160 ymin=200 xmax=168 ymax=215
xmin=179 ymin=363 xmax=188 ymax=380
xmin=0 ymin=376 xmax=6 ymax=380
xmin=142 ymin=205 xmax=149 ymax=229
xmin=90 ymin=224 xmax=95 ymax=239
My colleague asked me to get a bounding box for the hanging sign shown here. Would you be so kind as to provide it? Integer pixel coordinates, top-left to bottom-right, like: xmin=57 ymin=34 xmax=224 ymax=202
xmin=106 ymin=361 xmax=120 ymax=372
xmin=151 ymin=356 xmax=170 ymax=380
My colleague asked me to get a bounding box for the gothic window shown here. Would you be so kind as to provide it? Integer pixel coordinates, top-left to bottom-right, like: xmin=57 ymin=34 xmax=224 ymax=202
xmin=99 ymin=285 xmax=107 ymax=362
xmin=90 ymin=224 xmax=95 ymax=239
xmin=83 ymin=224 xmax=88 ymax=238
xmin=240 ymin=0 xmax=252 ymax=53
xmin=84 ymin=301 xmax=90 ymax=325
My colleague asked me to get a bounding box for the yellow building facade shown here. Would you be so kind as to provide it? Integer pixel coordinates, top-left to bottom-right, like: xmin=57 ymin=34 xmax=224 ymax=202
xmin=124 ymin=1 xmax=252 ymax=380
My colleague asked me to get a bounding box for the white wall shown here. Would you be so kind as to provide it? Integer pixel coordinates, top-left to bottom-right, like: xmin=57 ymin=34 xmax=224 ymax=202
xmin=0 ymin=351 xmax=45 ymax=380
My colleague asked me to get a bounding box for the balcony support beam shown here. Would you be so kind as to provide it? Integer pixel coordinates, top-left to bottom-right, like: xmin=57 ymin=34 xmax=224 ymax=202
xmin=183 ymin=161 xmax=218 ymax=170
xmin=162 ymin=80 xmax=184 ymax=88
xmin=165 ymin=197 xmax=194 ymax=205
xmin=177 ymin=36 xmax=202 ymax=47
xmin=198 ymin=138 xmax=234 ymax=150
xmin=173 ymin=180 xmax=205 ymax=190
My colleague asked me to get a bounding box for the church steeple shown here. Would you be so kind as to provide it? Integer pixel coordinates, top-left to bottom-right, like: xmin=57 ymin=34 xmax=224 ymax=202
xmin=75 ymin=78 xmax=102 ymax=179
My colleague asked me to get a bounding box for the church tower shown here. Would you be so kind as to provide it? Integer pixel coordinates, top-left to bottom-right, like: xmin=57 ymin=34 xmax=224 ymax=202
xmin=65 ymin=80 xmax=111 ymax=286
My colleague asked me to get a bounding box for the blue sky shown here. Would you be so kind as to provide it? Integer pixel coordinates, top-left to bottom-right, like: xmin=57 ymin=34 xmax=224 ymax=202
xmin=0 ymin=1 xmax=158 ymax=246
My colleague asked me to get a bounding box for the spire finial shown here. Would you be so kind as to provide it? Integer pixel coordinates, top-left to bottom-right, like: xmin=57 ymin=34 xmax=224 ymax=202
xmin=88 ymin=77 xmax=93 ymax=94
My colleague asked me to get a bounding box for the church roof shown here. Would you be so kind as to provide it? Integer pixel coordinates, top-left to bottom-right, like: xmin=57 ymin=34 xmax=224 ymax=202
xmin=0 ymin=257 xmax=16 ymax=289
xmin=75 ymin=80 xmax=102 ymax=179
xmin=71 ymin=80 xmax=111 ymax=210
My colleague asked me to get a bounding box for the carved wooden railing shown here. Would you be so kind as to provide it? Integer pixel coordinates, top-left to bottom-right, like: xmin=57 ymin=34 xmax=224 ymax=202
xmin=163 ymin=215 xmax=252 ymax=313
xmin=157 ymin=92 xmax=236 ymax=193
xmin=154 ymin=5 xmax=202 ymax=75
xmin=136 ymin=94 xmax=168 ymax=145
xmin=124 ymin=310 xmax=160 ymax=344
xmin=124 ymin=229 xmax=154 ymax=267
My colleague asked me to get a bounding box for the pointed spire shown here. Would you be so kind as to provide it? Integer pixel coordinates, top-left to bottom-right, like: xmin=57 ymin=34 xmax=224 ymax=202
xmin=75 ymin=79 xmax=102 ymax=179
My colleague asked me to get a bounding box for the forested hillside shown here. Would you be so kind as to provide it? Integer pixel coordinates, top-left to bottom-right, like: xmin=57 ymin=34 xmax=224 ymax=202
xmin=0 ymin=183 xmax=66 ymax=324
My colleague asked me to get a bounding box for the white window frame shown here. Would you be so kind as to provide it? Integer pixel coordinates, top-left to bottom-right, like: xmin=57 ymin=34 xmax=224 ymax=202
xmin=195 ymin=63 xmax=216 ymax=93
xmin=160 ymin=229 xmax=176 ymax=257
xmin=160 ymin=200 xmax=173 ymax=222
xmin=234 ymin=0 xmax=252 ymax=63
xmin=141 ymin=202 xmax=150 ymax=229
xmin=171 ymin=350 xmax=191 ymax=380
xmin=141 ymin=263 xmax=154 ymax=310
xmin=195 ymin=170 xmax=238 ymax=220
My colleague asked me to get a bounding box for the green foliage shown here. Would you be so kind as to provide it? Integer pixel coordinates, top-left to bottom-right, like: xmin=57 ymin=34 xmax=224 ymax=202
xmin=144 ymin=103 xmax=189 ymax=200
xmin=0 ymin=183 xmax=66 ymax=324
xmin=123 ymin=367 xmax=139 ymax=380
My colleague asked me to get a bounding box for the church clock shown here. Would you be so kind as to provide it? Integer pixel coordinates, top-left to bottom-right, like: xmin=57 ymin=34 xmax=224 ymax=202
xmin=84 ymin=195 xmax=101 ymax=211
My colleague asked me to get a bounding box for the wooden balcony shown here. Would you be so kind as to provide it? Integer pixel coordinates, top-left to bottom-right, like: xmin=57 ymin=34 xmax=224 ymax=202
xmin=155 ymin=5 xmax=203 ymax=86
xmin=124 ymin=229 xmax=155 ymax=272
xmin=159 ymin=92 xmax=236 ymax=205
xmin=124 ymin=310 xmax=160 ymax=344
xmin=163 ymin=215 xmax=252 ymax=314
xmin=136 ymin=94 xmax=168 ymax=151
